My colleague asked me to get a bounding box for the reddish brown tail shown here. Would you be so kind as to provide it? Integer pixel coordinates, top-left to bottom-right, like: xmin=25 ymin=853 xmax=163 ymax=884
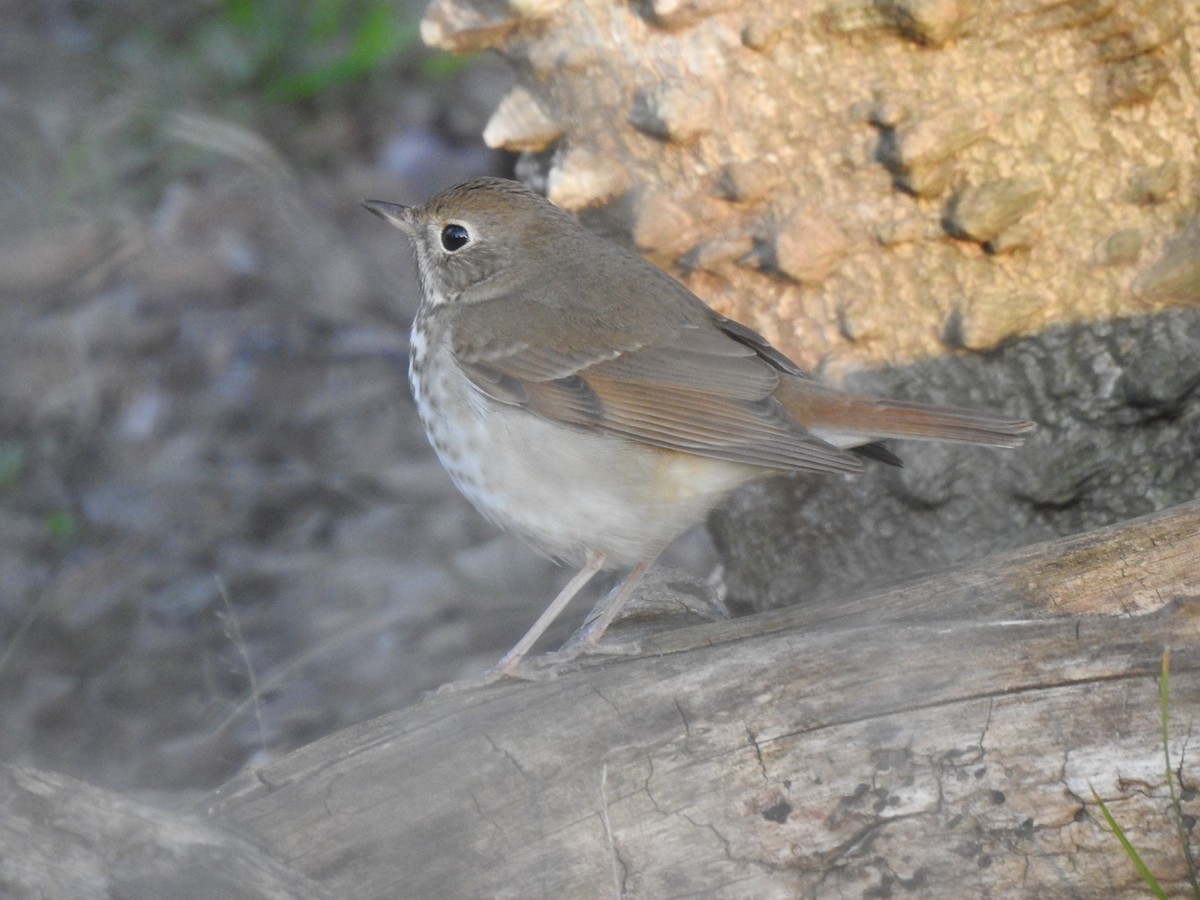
xmin=776 ymin=380 xmax=1036 ymax=449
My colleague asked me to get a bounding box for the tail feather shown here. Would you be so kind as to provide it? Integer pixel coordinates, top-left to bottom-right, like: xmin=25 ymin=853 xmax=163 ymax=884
xmin=850 ymin=399 xmax=1036 ymax=448
xmin=776 ymin=380 xmax=1036 ymax=449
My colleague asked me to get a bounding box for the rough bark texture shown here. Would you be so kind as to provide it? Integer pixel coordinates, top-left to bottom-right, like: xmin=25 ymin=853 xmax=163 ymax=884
xmin=203 ymin=501 xmax=1200 ymax=898
xmin=425 ymin=0 xmax=1200 ymax=372
xmin=713 ymin=309 xmax=1200 ymax=611
xmin=417 ymin=0 xmax=1200 ymax=612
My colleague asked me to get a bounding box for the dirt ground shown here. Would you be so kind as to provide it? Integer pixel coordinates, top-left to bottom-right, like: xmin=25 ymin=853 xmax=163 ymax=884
xmin=0 ymin=0 xmax=622 ymax=797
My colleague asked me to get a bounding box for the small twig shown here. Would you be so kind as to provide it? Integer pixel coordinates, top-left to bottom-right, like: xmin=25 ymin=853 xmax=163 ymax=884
xmin=215 ymin=575 xmax=269 ymax=757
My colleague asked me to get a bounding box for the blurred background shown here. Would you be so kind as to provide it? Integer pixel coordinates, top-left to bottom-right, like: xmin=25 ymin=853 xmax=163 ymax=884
xmin=0 ymin=0 xmax=592 ymax=798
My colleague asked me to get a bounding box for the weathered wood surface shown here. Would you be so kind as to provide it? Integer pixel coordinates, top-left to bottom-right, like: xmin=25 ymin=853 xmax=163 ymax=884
xmin=0 ymin=764 xmax=334 ymax=900
xmin=204 ymin=500 xmax=1200 ymax=898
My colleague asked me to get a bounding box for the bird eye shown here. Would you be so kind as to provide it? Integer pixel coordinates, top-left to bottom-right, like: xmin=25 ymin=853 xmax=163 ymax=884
xmin=441 ymin=223 xmax=470 ymax=252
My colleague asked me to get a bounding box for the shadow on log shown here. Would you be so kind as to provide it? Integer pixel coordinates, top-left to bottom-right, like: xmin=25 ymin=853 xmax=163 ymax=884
xmin=203 ymin=501 xmax=1200 ymax=898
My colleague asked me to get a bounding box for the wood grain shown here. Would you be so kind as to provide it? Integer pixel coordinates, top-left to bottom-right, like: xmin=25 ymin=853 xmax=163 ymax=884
xmin=204 ymin=500 xmax=1200 ymax=898
xmin=0 ymin=764 xmax=335 ymax=899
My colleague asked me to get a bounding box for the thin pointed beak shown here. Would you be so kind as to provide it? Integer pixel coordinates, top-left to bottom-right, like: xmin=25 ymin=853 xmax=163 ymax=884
xmin=362 ymin=199 xmax=415 ymax=234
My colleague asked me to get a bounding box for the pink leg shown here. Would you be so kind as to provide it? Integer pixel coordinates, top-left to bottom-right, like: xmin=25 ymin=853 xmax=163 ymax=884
xmin=546 ymin=549 xmax=662 ymax=664
xmin=573 ymin=559 xmax=651 ymax=650
xmin=492 ymin=550 xmax=607 ymax=676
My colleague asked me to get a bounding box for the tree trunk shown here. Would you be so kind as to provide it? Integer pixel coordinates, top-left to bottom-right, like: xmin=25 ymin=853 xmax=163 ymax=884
xmin=426 ymin=0 xmax=1200 ymax=372
xmin=419 ymin=0 xmax=1200 ymax=641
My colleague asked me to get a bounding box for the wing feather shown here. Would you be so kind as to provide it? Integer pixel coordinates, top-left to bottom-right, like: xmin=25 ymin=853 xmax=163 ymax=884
xmin=445 ymin=297 xmax=862 ymax=476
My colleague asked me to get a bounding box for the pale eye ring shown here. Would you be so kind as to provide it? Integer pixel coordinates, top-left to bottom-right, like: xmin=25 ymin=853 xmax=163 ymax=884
xmin=441 ymin=223 xmax=469 ymax=251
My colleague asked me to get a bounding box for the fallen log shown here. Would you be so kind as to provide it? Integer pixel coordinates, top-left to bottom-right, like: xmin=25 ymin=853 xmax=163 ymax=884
xmin=205 ymin=501 xmax=1200 ymax=898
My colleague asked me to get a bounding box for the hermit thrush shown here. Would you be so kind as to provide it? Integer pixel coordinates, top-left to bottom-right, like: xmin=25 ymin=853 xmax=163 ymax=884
xmin=364 ymin=177 xmax=1034 ymax=678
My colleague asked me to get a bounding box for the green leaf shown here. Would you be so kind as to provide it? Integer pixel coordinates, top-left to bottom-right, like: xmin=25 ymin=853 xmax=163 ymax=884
xmin=1092 ymin=787 xmax=1169 ymax=899
xmin=265 ymin=4 xmax=416 ymax=100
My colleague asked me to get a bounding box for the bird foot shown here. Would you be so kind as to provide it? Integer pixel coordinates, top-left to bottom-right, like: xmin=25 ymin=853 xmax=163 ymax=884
xmin=423 ymin=651 xmax=585 ymax=697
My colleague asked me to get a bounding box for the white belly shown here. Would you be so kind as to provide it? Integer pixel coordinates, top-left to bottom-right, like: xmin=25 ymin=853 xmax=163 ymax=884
xmin=410 ymin=326 xmax=762 ymax=567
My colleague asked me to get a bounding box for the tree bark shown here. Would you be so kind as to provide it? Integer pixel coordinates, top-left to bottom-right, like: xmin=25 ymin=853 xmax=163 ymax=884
xmin=425 ymin=0 xmax=1200 ymax=373
xmin=0 ymin=764 xmax=334 ymax=900
xmin=203 ymin=500 xmax=1200 ymax=898
xmin=417 ymin=0 xmax=1200 ymax=642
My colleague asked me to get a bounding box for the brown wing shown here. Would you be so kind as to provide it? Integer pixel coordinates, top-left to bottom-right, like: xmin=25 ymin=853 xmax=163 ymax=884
xmin=442 ymin=294 xmax=863 ymax=476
